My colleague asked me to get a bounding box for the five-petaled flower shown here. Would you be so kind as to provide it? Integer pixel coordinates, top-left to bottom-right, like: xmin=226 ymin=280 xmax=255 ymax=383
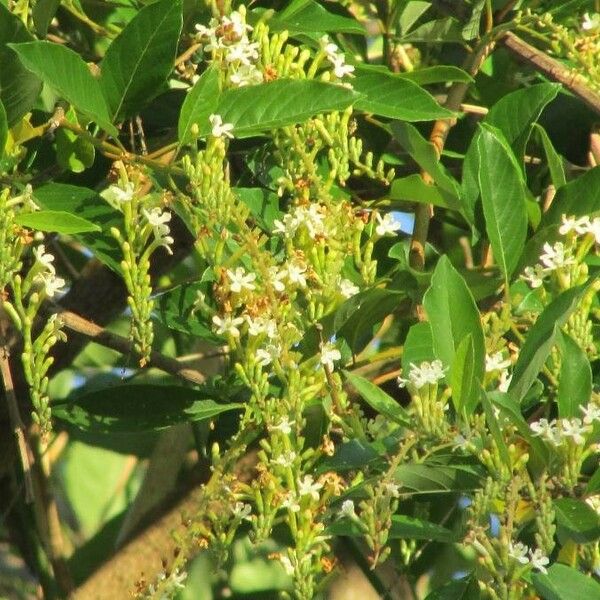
xmin=209 ymin=114 xmax=234 ymax=139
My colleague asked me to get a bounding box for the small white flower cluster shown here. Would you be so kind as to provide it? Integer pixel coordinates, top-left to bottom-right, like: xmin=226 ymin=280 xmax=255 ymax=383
xmin=231 ymin=501 xmax=252 ymax=521
xmin=397 ymin=360 xmax=447 ymax=390
xmin=209 ymin=114 xmax=234 ymax=139
xmin=195 ymin=8 xmax=264 ymax=87
xmin=273 ymin=204 xmax=329 ymax=240
xmin=103 ymin=181 xmax=136 ymax=206
xmin=320 ymin=341 xmax=341 ymax=371
xmin=522 ymin=214 xmax=600 ymax=288
xmin=33 ymin=245 xmax=66 ymax=298
xmin=508 ymin=541 xmax=550 ymax=574
xmin=530 ymin=403 xmax=600 ymax=446
xmin=269 ymin=259 xmax=308 ymax=291
xmin=375 ymin=212 xmax=402 ymax=237
xmin=226 ymin=266 xmax=256 ymax=293
xmin=581 ymin=12 xmax=600 ymax=32
xmin=319 ymin=35 xmax=355 ymax=79
xmin=485 ymin=352 xmax=513 ymax=392
xmin=142 ymin=207 xmax=174 ymax=255
xmin=297 ymin=474 xmax=323 ymax=501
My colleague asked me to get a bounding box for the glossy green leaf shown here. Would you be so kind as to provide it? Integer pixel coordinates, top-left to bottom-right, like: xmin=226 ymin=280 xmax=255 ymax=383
xmin=344 ymin=371 xmax=410 ymax=426
xmin=462 ymin=0 xmax=484 ymax=40
xmin=199 ymin=79 xmax=359 ymax=138
xmin=390 ymin=122 xmax=460 ymax=206
xmin=53 ymin=384 xmax=242 ymax=433
xmin=587 ymin=468 xmax=600 ymax=494
xmin=8 ymin=41 xmax=117 ymax=136
xmin=450 ymin=334 xmax=479 ymax=415
xmin=557 ymin=332 xmax=592 ymax=418
xmin=33 ymin=183 xmax=122 ymax=271
xmin=390 ymin=174 xmax=458 ymax=209
xmin=54 ymin=107 xmax=95 ymax=173
xmin=543 ymin=166 xmax=600 ymax=226
xmin=32 ymin=0 xmax=61 ymax=36
xmin=0 ymin=99 xmax=6 ymax=159
xmin=509 ymin=285 xmax=589 ymax=402
xmin=401 ymin=17 xmax=463 ymax=42
xmin=476 ymin=124 xmax=527 ymax=281
xmin=423 ymin=255 xmax=485 ymax=381
xmin=532 ymin=563 xmax=600 ymax=600
xmin=425 ymin=575 xmax=480 ymax=600
xmin=269 ymin=0 xmax=365 ymax=34
xmin=328 ymin=514 xmax=457 ymax=543
xmin=100 ymin=0 xmax=182 ymax=121
xmin=0 ymin=5 xmax=42 ymax=126
xmin=318 ymin=439 xmax=382 ymax=473
xmin=178 ymin=65 xmax=220 ymax=146
xmin=554 ymin=497 xmax=600 ymax=544
xmin=534 ymin=124 xmax=566 ymax=187
xmin=399 ymin=1 xmax=432 ymax=34
xmin=235 ymin=187 xmax=283 ymax=230
xmin=354 ymin=69 xmax=453 ymax=122
xmin=402 ymin=321 xmax=435 ymax=373
xmin=15 ymin=210 xmax=100 ymax=234
xmin=398 ymin=65 xmax=473 ymax=85
xmin=394 ymin=463 xmax=484 ymax=493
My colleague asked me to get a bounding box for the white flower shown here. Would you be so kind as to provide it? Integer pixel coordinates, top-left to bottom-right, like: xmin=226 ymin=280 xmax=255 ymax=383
xmin=398 ymin=360 xmax=446 ymax=389
xmin=485 ymin=352 xmax=511 ymax=372
xmin=271 ymin=417 xmax=295 ymax=435
xmin=375 ymin=212 xmax=402 ymax=236
xmin=339 ymin=278 xmax=360 ymax=298
xmin=560 ymin=417 xmax=589 ymax=445
xmin=231 ymin=502 xmax=252 ymax=520
xmin=297 ymin=475 xmax=323 ymax=501
xmin=268 ymin=266 xmax=287 ymax=292
xmin=285 ymin=261 xmax=307 ymax=287
xmin=339 ymin=499 xmax=356 ymax=519
xmin=230 ymin=63 xmax=263 ymax=87
xmin=320 ymin=342 xmax=341 ymax=370
xmin=36 ymin=272 xmax=66 ymax=298
xmin=584 ymin=217 xmax=600 ymax=244
xmin=142 ymin=207 xmax=174 ymax=255
xmin=529 ymin=548 xmax=550 ymax=574
xmin=279 ymin=554 xmax=295 ymax=576
xmin=498 ymin=370 xmax=512 ymax=393
xmin=508 ymin=541 xmax=530 ymax=565
xmin=225 ymin=39 xmax=259 ymax=65
xmin=33 ymin=245 xmax=56 ymax=274
xmin=521 ymin=264 xmax=545 ymax=288
xmin=559 ymin=214 xmax=590 ymax=236
xmin=212 ymin=314 xmax=244 ymax=337
xmin=256 ymin=343 xmax=280 ymax=367
xmin=104 ymin=182 xmax=135 ymax=204
xmin=320 ymin=35 xmax=340 ymax=60
xmin=331 ymin=58 xmax=355 ymax=78
xmin=382 ymin=481 xmax=400 ymax=498
xmin=223 ymin=9 xmax=253 ymax=38
xmin=209 ymin=114 xmax=234 ymax=139
xmin=582 ymin=12 xmax=600 ymax=32
xmin=581 ymin=403 xmax=600 ymax=425
xmin=539 ymin=241 xmax=574 ymax=271
xmin=280 ymin=493 xmax=300 ymax=513
xmin=273 ymin=214 xmax=297 ymax=237
xmin=246 ymin=315 xmax=277 ymax=338
xmin=530 ymin=418 xmax=559 ymax=444
xmin=227 ymin=266 xmax=256 ymax=293
xmin=273 ymin=451 xmax=297 ymax=468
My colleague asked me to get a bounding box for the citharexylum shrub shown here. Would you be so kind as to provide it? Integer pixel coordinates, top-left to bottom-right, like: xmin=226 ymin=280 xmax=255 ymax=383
xmin=0 ymin=0 xmax=599 ymax=599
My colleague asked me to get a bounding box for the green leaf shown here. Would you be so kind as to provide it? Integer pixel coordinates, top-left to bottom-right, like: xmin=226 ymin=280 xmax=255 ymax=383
xmin=269 ymin=0 xmax=365 ymax=35
xmin=178 ymin=65 xmax=220 ymax=146
xmin=449 ymin=334 xmax=479 ymax=415
xmin=532 ymin=563 xmax=600 ymax=600
xmin=399 ymin=1 xmax=432 ymax=35
xmin=422 ymin=255 xmax=485 ymax=381
xmin=53 ymin=384 xmax=242 ymax=433
xmin=481 ymin=392 xmax=510 ymax=465
xmin=100 ymin=0 xmax=183 ymax=121
xmin=328 ymin=514 xmax=457 ymax=543
xmin=543 ymin=166 xmax=600 ymax=226
xmin=509 ymin=285 xmax=589 ymax=402
xmin=462 ymin=0 xmax=484 ymax=40
xmin=554 ymin=498 xmax=600 ymax=544
xmin=344 ymin=371 xmax=410 ymax=426
xmin=401 ymin=17 xmax=464 ymax=42
xmin=199 ymin=79 xmax=359 ymax=138
xmin=390 ymin=122 xmax=460 ymax=206
xmin=0 ymin=98 xmax=6 ymax=160
xmin=402 ymin=321 xmax=435 ymax=373
xmin=15 ymin=210 xmax=100 ymax=234
xmin=390 ymin=174 xmax=458 ymax=209
xmin=318 ymin=439 xmax=383 ymax=473
xmin=354 ymin=69 xmax=453 ymax=122
xmin=484 ymin=83 xmax=560 ymax=159
xmin=8 ymin=41 xmax=117 ymax=136
xmin=587 ymin=468 xmax=600 ymax=494
xmin=156 ymin=279 xmax=222 ymax=343
xmin=33 ymin=183 xmax=122 ymax=272
xmin=476 ymin=123 xmax=527 ymax=282
xmin=54 ymin=107 xmax=95 ymax=173
xmin=398 ymin=65 xmax=473 ymax=85
xmin=0 ymin=5 xmax=42 ymax=126
xmin=534 ymin=124 xmax=566 ymax=187
xmin=425 ymin=575 xmax=480 ymax=600
xmin=557 ymin=332 xmax=592 ymax=418
xmin=394 ymin=463 xmax=484 ymax=493
xmin=235 ymin=187 xmax=283 ymax=230
xmin=32 ymin=0 xmax=61 ymax=37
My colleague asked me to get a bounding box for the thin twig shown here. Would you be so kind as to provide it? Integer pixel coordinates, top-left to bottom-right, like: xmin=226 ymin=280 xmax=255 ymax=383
xmin=502 ymin=31 xmax=600 ymax=116
xmin=51 ymin=309 xmax=210 ymax=386
xmin=0 ymin=347 xmax=34 ymax=503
